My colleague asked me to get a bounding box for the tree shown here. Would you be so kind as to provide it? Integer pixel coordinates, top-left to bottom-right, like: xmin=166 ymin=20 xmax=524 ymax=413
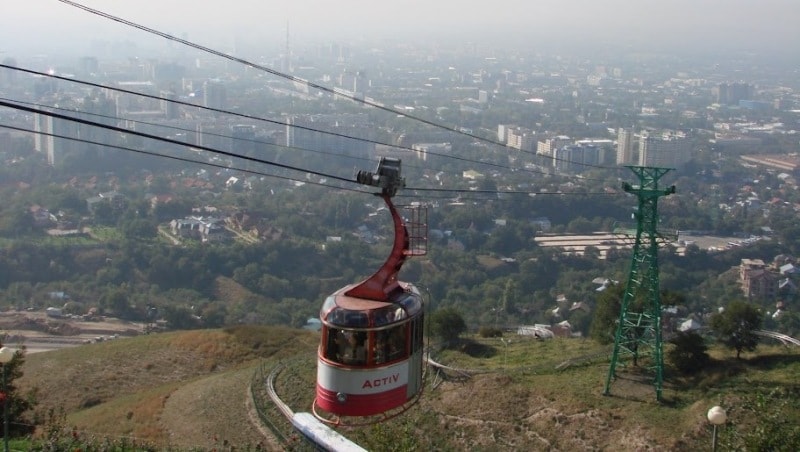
xmin=0 ymin=345 xmax=37 ymax=438
xmin=100 ymin=287 xmax=133 ymax=320
xmin=91 ymin=201 xmax=116 ymax=226
xmin=120 ymin=218 xmax=157 ymax=239
xmin=589 ymin=283 xmax=625 ymax=344
xmin=667 ymin=331 xmax=710 ymax=374
xmin=429 ymin=307 xmax=467 ymax=347
xmin=501 ymin=278 xmax=518 ymax=313
xmin=0 ymin=207 xmax=32 ymax=238
xmin=775 ymin=311 xmax=800 ymax=337
xmin=162 ymin=304 xmax=201 ymax=330
xmin=710 ymin=300 xmax=762 ymax=359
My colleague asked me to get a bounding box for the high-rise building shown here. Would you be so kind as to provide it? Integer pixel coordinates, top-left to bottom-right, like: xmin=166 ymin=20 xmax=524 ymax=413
xmin=553 ymin=144 xmax=601 ymax=173
xmin=78 ymin=94 xmax=118 ymax=157
xmin=411 ymin=143 xmax=451 ymax=161
xmin=77 ymin=56 xmax=99 ymax=76
xmin=497 ymin=124 xmax=513 ymax=142
xmin=160 ymin=91 xmax=180 ymax=120
xmin=1 ymin=57 xmax=18 ymax=87
xmin=537 ymin=136 xmax=571 ymax=157
xmin=715 ymin=82 xmax=753 ymax=105
xmin=34 ymin=109 xmax=80 ymax=165
xmin=506 ymin=127 xmax=535 ymax=152
xmin=638 ymin=131 xmax=690 ymax=168
xmin=286 ymin=114 xmax=374 ymax=157
xmin=616 ymin=128 xmax=635 ymax=165
xmin=231 ymin=124 xmax=257 ymax=156
xmin=203 ymin=80 xmax=227 ymax=111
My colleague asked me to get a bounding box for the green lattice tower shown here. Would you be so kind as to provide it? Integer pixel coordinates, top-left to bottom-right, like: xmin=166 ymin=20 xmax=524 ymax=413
xmin=603 ymin=166 xmax=675 ymax=401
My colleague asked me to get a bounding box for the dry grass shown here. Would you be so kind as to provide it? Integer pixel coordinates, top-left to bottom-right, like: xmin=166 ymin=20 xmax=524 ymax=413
xmin=16 ymin=327 xmax=800 ymax=451
xmin=18 ymin=326 xmax=317 ymax=449
xmin=280 ymin=336 xmax=800 ymax=451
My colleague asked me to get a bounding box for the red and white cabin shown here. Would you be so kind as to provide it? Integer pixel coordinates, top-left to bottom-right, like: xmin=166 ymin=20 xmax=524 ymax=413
xmin=316 ymin=283 xmax=424 ymax=416
xmin=314 ymin=157 xmax=427 ymax=421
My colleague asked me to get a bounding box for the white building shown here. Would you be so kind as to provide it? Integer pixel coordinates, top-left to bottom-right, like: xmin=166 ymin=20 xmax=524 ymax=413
xmin=638 ymin=131 xmax=691 ymax=168
xmin=537 ymin=135 xmax=571 ymax=157
xmin=616 ymin=128 xmax=635 ymax=165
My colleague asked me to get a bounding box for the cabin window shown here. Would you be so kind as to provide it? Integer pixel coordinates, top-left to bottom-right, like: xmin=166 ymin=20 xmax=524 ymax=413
xmin=325 ymin=328 xmax=367 ymax=365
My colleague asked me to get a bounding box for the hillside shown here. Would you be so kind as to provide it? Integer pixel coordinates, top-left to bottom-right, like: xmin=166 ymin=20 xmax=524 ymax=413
xmin=18 ymin=326 xmax=315 ymax=449
xmin=16 ymin=326 xmax=800 ymax=450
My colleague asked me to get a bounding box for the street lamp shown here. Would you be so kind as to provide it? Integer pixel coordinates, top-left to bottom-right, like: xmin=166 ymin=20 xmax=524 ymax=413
xmin=500 ymin=338 xmax=509 ymax=367
xmin=707 ymin=405 xmax=727 ymax=452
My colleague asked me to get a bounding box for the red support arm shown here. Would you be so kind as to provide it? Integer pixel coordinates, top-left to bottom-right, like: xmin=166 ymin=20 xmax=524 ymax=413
xmin=344 ymin=194 xmax=409 ymax=301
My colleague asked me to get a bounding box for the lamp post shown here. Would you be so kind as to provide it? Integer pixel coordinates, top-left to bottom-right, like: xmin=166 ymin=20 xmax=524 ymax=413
xmin=707 ymin=405 xmax=727 ymax=452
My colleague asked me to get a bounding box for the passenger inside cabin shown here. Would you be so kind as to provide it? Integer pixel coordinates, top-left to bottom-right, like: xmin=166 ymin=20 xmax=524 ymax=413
xmin=334 ymin=330 xmax=366 ymax=365
xmin=388 ymin=326 xmax=406 ymax=361
xmin=352 ymin=331 xmax=367 ymax=364
xmin=374 ymin=330 xmax=390 ymax=364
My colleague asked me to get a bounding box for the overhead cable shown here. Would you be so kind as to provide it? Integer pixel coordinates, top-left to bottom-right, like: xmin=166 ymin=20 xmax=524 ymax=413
xmin=0 ymin=64 xmax=573 ymax=180
xmin=53 ymin=0 xmax=621 ymax=173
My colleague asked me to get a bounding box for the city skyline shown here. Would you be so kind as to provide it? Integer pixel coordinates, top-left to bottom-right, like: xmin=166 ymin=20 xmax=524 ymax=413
xmin=3 ymin=0 xmax=799 ymax=58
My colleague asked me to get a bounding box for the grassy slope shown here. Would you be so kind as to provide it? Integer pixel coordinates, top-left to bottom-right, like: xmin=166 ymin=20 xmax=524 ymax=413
xmin=17 ymin=328 xmax=800 ymax=451
xmin=18 ymin=326 xmax=317 ymax=449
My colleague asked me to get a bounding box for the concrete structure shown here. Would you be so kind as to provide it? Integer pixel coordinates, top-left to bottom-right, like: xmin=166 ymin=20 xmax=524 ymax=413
xmin=34 ymin=109 xmax=80 ymax=165
xmin=411 ymin=142 xmax=451 ymax=161
xmin=203 ymin=80 xmax=227 ymax=111
xmin=638 ymin=131 xmax=690 ymax=168
xmin=715 ymin=82 xmax=753 ymax=105
xmin=739 ymin=258 xmax=778 ymax=301
xmin=553 ymin=143 xmax=601 ymax=173
xmin=537 ymin=135 xmax=571 ymax=157
xmin=616 ymin=128 xmax=635 ymax=165
xmin=506 ymin=127 xmax=535 ymax=151
xmin=286 ymin=114 xmax=375 ymax=157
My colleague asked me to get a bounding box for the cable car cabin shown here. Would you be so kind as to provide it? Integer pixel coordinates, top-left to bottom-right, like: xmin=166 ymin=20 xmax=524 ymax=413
xmin=315 ymin=282 xmax=424 ymax=418
xmin=315 ymin=157 xmax=426 ymax=421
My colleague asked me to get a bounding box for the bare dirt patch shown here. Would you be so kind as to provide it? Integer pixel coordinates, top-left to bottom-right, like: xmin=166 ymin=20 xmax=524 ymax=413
xmin=0 ymin=310 xmax=144 ymax=353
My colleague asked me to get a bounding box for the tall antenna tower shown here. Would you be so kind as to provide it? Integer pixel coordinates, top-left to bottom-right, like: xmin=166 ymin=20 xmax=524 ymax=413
xmin=604 ymin=166 xmax=676 ymax=401
xmin=284 ymin=21 xmax=292 ymax=73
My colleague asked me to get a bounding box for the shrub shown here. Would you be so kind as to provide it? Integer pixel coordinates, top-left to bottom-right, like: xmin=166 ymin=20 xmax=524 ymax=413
xmin=667 ymin=331 xmax=710 ymax=374
xmin=478 ymin=326 xmax=503 ymax=338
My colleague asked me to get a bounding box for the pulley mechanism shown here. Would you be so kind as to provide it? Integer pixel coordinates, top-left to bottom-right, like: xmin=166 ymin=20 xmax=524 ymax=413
xmin=355 ymin=157 xmax=405 ymax=197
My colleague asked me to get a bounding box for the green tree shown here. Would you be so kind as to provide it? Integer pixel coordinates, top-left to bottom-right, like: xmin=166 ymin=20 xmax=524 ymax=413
xmin=775 ymin=311 xmax=800 ymax=337
xmin=120 ymin=218 xmax=157 ymax=239
xmin=710 ymin=300 xmax=762 ymax=359
xmin=0 ymin=207 xmax=33 ymax=238
xmin=91 ymin=201 xmax=116 ymax=226
xmin=501 ymin=278 xmax=518 ymax=313
xmin=666 ymin=331 xmax=710 ymax=374
xmin=100 ymin=287 xmax=133 ymax=320
xmin=153 ymin=198 xmax=193 ymax=222
xmin=589 ymin=283 xmax=625 ymax=344
xmin=429 ymin=307 xmax=467 ymax=347
xmin=0 ymin=345 xmax=37 ymax=438
xmin=162 ymin=304 xmax=200 ymax=330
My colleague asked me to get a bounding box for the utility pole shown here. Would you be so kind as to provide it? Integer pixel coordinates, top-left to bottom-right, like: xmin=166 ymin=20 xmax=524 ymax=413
xmin=604 ymin=166 xmax=675 ymax=401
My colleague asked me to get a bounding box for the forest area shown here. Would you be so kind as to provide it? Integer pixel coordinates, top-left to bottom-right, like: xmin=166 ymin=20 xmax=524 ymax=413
xmin=1 ymin=135 xmax=799 ymax=340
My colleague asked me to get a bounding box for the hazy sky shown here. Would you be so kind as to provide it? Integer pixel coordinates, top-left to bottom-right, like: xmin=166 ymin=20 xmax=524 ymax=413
xmin=3 ymin=0 xmax=799 ymax=57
